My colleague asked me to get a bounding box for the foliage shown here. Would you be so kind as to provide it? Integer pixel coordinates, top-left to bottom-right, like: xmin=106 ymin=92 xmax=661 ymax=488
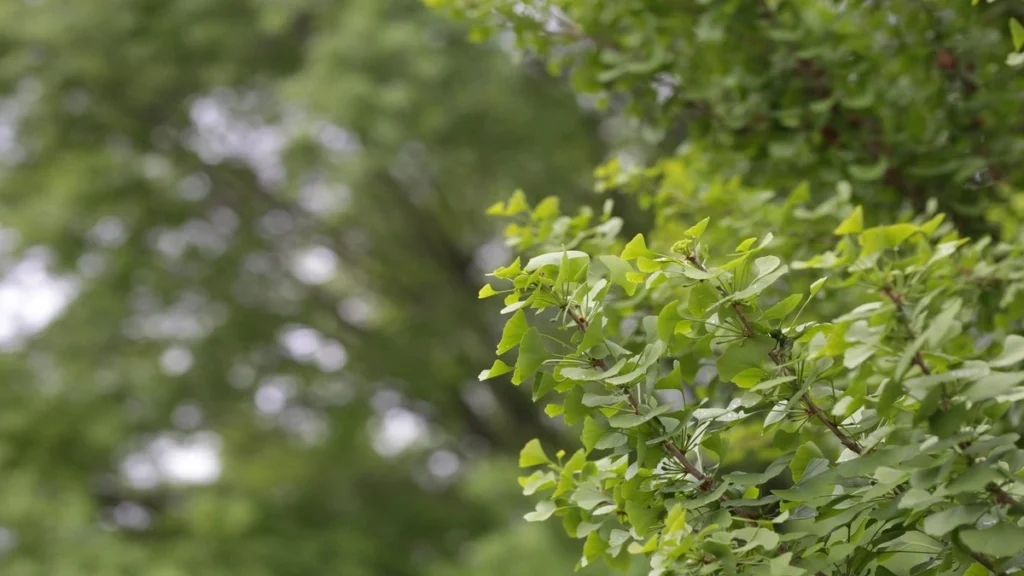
xmin=430 ymin=0 xmax=1024 ymax=240
xmin=430 ymin=2 xmax=1024 ymax=572
xmin=480 ymin=188 xmax=1024 ymax=574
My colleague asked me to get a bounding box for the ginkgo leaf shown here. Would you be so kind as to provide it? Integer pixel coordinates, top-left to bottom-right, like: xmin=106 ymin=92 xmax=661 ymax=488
xmin=523 ymin=250 xmax=589 ymax=272
xmin=683 ymin=217 xmax=710 ymax=240
xmin=1011 ymin=18 xmax=1024 ymax=52
xmin=833 ymin=206 xmax=864 ymax=235
xmin=597 ymin=255 xmax=637 ymax=295
xmin=512 ymin=328 xmax=547 ymax=385
xmin=497 ymin=309 xmax=529 ymax=355
xmin=790 ymin=441 xmax=824 ymax=482
xmin=478 ymin=359 xmax=513 ymax=381
xmin=960 ymin=524 xmax=1024 ymax=557
xmin=519 ymin=438 xmax=551 ymax=467
xmin=760 ymin=294 xmax=802 ymax=321
xmin=621 ymin=234 xmax=652 ymax=260
xmin=990 ymin=334 xmax=1024 ymax=368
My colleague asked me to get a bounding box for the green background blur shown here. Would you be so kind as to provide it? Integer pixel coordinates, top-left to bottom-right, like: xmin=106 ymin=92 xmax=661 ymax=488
xmin=0 ymin=0 xmax=639 ymax=574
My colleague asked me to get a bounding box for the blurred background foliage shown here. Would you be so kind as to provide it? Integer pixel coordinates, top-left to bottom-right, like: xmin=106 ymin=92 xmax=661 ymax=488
xmin=0 ymin=0 xmax=1022 ymax=575
xmin=0 ymin=0 xmax=630 ymax=574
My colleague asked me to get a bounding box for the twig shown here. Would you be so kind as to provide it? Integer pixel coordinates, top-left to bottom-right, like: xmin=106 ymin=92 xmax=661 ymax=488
xmin=968 ymin=549 xmax=1006 ymax=576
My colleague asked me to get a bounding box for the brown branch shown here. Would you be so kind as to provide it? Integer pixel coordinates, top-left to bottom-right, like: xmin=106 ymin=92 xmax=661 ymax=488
xmin=968 ymin=550 xmax=1006 ymax=576
xmin=769 ymin=350 xmax=864 ymax=455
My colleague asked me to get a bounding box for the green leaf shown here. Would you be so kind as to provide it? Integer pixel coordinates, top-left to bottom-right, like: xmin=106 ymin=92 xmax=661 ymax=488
xmin=990 ymin=334 xmax=1024 ymax=368
xmin=543 ymin=404 xmax=563 ymax=418
xmin=733 ymin=527 xmax=780 ymax=553
xmin=478 ymin=284 xmax=498 ymax=298
xmin=504 ymin=189 xmax=529 ymax=215
xmin=843 ymin=343 xmax=877 ymax=369
xmin=620 ymin=234 xmax=652 ymax=261
xmin=583 ymin=531 xmax=606 ymax=561
xmin=607 ymin=404 xmax=673 ymax=428
xmin=532 ymin=372 xmax=557 ymax=401
xmin=946 ymin=466 xmax=1002 ymax=495
xmin=582 ymin=392 xmax=625 ymax=407
xmin=790 ymin=441 xmax=825 ymax=482
xmin=760 ymin=294 xmax=803 ymax=321
xmin=497 ymin=309 xmax=529 ymax=355
xmin=678 ymin=263 xmax=719 ymax=280
xmin=597 ymin=255 xmax=637 ymax=296
xmin=492 ymin=257 xmax=522 ymax=279
xmin=595 ymin=433 xmax=628 ymax=450
xmin=624 ymin=501 xmax=660 ymax=536
xmin=735 ymin=237 xmax=757 ymax=252
xmin=581 ymin=417 xmax=605 ymax=454
xmin=531 ymin=196 xmax=559 ymax=220
xmin=605 ymin=548 xmax=632 ymax=573
xmin=731 ymin=266 xmax=788 ymax=301
xmin=684 ymin=217 xmax=710 ymax=240
xmin=1011 ymin=18 xmax=1024 ymax=52
xmin=688 ymin=281 xmax=721 ymax=316
xmin=898 ymin=488 xmax=942 ymax=510
xmin=717 ymin=335 xmax=776 ymax=382
xmin=512 ymin=328 xmax=547 ymax=385
xmin=478 ymin=359 xmax=513 ymax=381
xmin=809 ymin=277 xmax=827 ymax=297
xmin=524 ymin=499 xmax=556 ymax=522
xmin=964 ymin=564 xmax=991 ymax=576
xmin=963 ymin=372 xmax=1024 ymax=401
xmin=767 ymin=553 xmax=806 ymax=576
xmin=563 ymin=386 xmax=587 ymax=426
xmin=519 ymin=439 xmax=551 ymax=467
xmin=725 ymin=455 xmax=793 ymax=486
xmin=928 ymin=404 xmax=967 ymax=437
xmin=859 ymin=224 xmax=920 ymax=255
xmin=577 ymin=313 xmax=605 ymax=353
xmin=657 ymin=299 xmax=682 ymax=343
xmin=921 ymin=504 xmax=986 ymax=537
xmin=960 ymin=523 xmax=1024 ymax=557
xmin=754 ymin=255 xmax=781 ymax=276
xmin=751 ymin=375 xmax=797 ymax=391
xmin=833 ymin=206 xmax=864 ymax=235
xmin=523 ymin=250 xmax=589 ymax=272
xmin=848 ymin=157 xmax=888 ymax=182
xmin=655 ymin=362 xmax=683 ymax=390
xmin=732 ymin=368 xmax=765 ymax=389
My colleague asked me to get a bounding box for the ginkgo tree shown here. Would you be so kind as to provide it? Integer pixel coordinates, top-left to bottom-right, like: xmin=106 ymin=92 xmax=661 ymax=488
xmin=477 ymin=187 xmax=1024 ymax=575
